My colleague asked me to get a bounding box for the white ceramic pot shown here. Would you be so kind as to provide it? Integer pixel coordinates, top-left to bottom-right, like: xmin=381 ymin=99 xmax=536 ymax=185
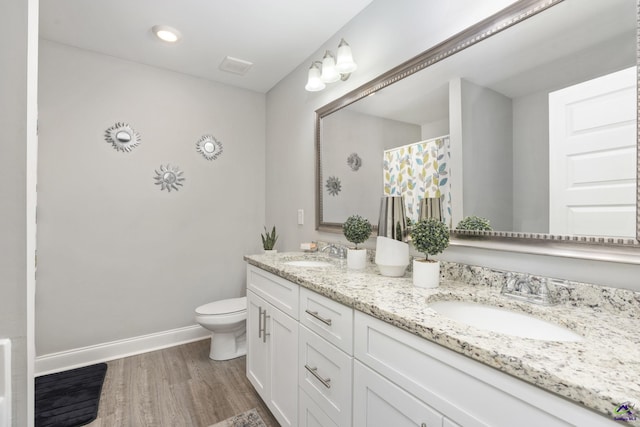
xmin=413 ymin=259 xmax=440 ymax=288
xmin=375 ymin=236 xmax=409 ymax=277
xmin=347 ymin=248 xmax=367 ymax=270
xmin=264 ymin=249 xmax=277 ymax=256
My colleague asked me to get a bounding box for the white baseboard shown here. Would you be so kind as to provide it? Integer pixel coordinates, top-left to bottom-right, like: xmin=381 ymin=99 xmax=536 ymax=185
xmin=35 ymin=325 xmax=210 ymax=376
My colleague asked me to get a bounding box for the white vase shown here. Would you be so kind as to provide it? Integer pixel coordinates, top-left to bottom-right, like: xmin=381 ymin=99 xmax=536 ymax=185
xmin=375 ymin=236 xmax=409 ymax=277
xmin=264 ymin=249 xmax=277 ymax=256
xmin=347 ymin=248 xmax=367 ymax=270
xmin=413 ymin=259 xmax=440 ymax=288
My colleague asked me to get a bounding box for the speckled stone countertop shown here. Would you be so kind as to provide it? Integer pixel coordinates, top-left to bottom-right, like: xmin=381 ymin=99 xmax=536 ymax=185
xmin=244 ymin=251 xmax=640 ymax=424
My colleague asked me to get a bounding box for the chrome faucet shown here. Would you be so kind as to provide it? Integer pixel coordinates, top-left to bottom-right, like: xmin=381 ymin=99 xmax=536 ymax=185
xmin=501 ymin=272 xmax=557 ymax=305
xmin=320 ymin=244 xmax=346 ymax=259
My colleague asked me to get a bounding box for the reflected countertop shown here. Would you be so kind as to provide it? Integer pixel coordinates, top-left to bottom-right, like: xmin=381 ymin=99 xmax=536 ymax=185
xmin=244 ymin=251 xmax=640 ymax=422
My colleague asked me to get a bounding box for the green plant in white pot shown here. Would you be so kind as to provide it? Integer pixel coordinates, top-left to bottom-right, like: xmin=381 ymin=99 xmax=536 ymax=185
xmin=342 ymin=215 xmax=372 ymax=270
xmin=410 ymin=218 xmax=450 ymax=288
xmin=261 ymin=225 xmax=278 ymax=255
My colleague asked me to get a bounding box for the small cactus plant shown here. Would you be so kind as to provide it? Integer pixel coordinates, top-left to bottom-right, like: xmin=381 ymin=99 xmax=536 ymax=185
xmin=261 ymin=226 xmax=278 ymax=250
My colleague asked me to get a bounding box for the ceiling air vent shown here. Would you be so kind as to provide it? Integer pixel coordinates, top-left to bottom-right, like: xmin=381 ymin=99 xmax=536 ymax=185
xmin=219 ymin=56 xmax=253 ymax=76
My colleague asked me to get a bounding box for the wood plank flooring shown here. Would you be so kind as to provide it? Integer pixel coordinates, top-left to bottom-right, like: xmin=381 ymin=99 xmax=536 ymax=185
xmin=87 ymin=339 xmax=279 ymax=427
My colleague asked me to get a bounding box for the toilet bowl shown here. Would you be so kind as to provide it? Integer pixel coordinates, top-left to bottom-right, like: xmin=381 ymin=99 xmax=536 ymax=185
xmin=195 ymin=296 xmax=247 ymax=361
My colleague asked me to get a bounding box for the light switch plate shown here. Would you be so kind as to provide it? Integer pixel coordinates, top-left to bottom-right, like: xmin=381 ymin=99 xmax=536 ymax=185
xmin=297 ymin=209 xmax=304 ymax=225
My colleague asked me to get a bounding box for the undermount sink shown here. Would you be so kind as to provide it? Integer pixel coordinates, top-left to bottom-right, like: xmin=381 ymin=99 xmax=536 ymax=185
xmin=284 ymin=260 xmax=333 ymax=268
xmin=428 ymin=301 xmax=583 ymax=342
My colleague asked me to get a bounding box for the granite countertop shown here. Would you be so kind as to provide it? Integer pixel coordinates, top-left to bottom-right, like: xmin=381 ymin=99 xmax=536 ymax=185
xmin=244 ymin=251 xmax=640 ymax=424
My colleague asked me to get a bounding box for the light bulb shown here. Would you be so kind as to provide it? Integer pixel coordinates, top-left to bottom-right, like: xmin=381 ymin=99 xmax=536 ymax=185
xmin=320 ymin=51 xmax=340 ymax=83
xmin=335 ymin=39 xmax=357 ymax=74
xmin=305 ymin=63 xmax=326 ymax=92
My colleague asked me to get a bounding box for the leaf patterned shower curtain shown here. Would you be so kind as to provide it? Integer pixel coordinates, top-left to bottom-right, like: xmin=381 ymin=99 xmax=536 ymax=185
xmin=383 ymin=136 xmax=452 ymax=226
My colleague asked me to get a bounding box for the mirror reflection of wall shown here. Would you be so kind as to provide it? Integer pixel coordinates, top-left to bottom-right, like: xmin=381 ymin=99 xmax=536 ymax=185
xmin=321 ymin=108 xmax=421 ymax=224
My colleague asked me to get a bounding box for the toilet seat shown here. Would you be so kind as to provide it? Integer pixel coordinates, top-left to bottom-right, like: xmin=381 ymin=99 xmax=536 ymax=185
xmin=196 ymin=296 xmax=246 ymax=316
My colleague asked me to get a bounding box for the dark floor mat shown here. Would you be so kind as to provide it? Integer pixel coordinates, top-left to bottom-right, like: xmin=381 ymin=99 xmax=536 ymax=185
xmin=35 ymin=363 xmax=107 ymax=427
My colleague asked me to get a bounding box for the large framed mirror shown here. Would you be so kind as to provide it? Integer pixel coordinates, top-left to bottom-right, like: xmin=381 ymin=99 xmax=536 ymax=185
xmin=316 ymin=0 xmax=640 ymax=259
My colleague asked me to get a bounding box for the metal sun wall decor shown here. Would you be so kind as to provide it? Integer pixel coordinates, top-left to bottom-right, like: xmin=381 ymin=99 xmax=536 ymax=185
xmin=154 ymin=164 xmax=185 ymax=192
xmin=325 ymin=176 xmax=342 ymax=196
xmin=105 ymin=122 xmax=141 ymax=152
xmin=347 ymin=153 xmax=362 ymax=171
xmin=196 ymin=135 xmax=223 ymax=160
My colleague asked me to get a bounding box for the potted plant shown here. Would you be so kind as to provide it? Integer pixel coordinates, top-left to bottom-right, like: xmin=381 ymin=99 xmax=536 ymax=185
xmin=261 ymin=225 xmax=278 ymax=255
xmin=342 ymin=215 xmax=372 ymax=270
xmin=410 ymin=218 xmax=450 ymax=288
xmin=456 ymin=215 xmax=493 ymax=231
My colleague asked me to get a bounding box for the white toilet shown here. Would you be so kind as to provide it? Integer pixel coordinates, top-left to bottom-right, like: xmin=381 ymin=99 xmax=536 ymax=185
xmin=195 ymin=296 xmax=247 ymax=361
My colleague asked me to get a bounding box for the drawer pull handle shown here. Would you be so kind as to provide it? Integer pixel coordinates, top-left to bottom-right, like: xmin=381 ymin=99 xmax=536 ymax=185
xmin=305 ymin=309 xmax=332 ymax=326
xmin=262 ymin=309 xmax=269 ymax=343
xmin=304 ymin=365 xmax=331 ymax=389
xmin=258 ymin=307 xmax=269 ymax=342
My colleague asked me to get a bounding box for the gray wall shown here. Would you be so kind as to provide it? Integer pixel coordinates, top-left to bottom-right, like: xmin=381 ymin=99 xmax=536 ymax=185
xmin=460 ymin=79 xmax=514 ymax=231
xmin=1 ymin=1 xmax=37 ymax=425
xmin=322 ymin=109 xmax=420 ymax=224
xmin=265 ymin=0 xmax=640 ymax=291
xmin=36 ymin=40 xmax=266 ymax=356
xmin=512 ymin=91 xmax=549 ymax=233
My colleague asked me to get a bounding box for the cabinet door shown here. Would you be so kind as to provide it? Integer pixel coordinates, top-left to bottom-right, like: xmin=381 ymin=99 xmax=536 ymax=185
xmin=267 ymin=302 xmax=299 ymax=427
xmin=353 ymin=360 xmax=443 ymax=427
xmin=246 ymin=291 xmax=268 ymax=399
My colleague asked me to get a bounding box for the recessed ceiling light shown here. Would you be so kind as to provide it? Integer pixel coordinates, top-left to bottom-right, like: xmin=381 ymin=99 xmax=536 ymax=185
xmin=152 ymin=25 xmax=182 ymax=43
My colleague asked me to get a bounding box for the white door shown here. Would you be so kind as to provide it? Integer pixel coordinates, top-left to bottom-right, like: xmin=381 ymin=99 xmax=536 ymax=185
xmin=246 ymin=291 xmax=269 ymax=399
xmin=353 ymin=361 xmax=444 ymax=427
xmin=549 ymin=66 xmax=637 ymax=237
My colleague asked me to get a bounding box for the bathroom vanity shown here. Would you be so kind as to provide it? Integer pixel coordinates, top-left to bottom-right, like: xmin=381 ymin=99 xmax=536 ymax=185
xmin=244 ymin=253 xmax=639 ymax=427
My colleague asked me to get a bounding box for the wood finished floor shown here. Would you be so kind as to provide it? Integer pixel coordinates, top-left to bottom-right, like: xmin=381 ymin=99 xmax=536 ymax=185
xmin=87 ymin=339 xmax=280 ymax=427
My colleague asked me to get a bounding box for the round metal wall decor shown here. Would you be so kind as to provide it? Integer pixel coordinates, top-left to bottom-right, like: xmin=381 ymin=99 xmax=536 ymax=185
xmin=325 ymin=176 xmax=342 ymax=196
xmin=347 ymin=153 xmax=362 ymax=171
xmin=154 ymin=164 xmax=185 ymax=192
xmin=105 ymin=122 xmax=141 ymax=152
xmin=196 ymin=135 xmax=223 ymax=160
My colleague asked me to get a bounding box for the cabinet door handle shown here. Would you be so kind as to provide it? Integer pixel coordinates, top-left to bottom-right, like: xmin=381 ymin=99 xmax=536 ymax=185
xmin=262 ymin=309 xmax=269 ymax=343
xmin=258 ymin=306 xmax=263 ymax=339
xmin=305 ymin=309 xmax=332 ymax=326
xmin=304 ymin=365 xmax=331 ymax=389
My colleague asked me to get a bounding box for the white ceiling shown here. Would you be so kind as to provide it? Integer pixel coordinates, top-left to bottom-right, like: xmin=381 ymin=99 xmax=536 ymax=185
xmin=39 ymin=0 xmax=373 ymax=93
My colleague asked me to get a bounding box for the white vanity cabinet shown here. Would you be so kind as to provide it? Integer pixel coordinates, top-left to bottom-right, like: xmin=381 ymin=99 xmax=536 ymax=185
xmin=353 ymin=311 xmax=618 ymax=427
xmin=353 ymin=360 xmax=451 ymax=427
xmin=245 ymin=263 xmax=617 ymax=427
xmin=298 ymin=287 xmax=354 ymax=427
xmin=246 ymin=266 xmax=299 ymax=427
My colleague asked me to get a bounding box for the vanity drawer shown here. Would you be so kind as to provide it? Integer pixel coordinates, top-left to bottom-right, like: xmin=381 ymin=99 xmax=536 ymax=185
xmin=299 ymin=388 xmax=340 ymax=427
xmin=299 ymin=287 xmax=353 ymax=355
xmin=247 ymin=265 xmax=299 ymax=320
xmin=299 ymin=325 xmax=353 ymax=427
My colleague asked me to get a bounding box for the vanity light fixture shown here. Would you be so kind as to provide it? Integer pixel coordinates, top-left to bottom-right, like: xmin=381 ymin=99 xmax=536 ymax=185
xmin=305 ymin=39 xmax=357 ymax=92
xmin=152 ymin=25 xmax=182 ymax=43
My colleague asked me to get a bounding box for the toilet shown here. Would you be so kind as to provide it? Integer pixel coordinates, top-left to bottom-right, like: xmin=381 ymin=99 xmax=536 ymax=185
xmin=195 ymin=296 xmax=247 ymax=361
